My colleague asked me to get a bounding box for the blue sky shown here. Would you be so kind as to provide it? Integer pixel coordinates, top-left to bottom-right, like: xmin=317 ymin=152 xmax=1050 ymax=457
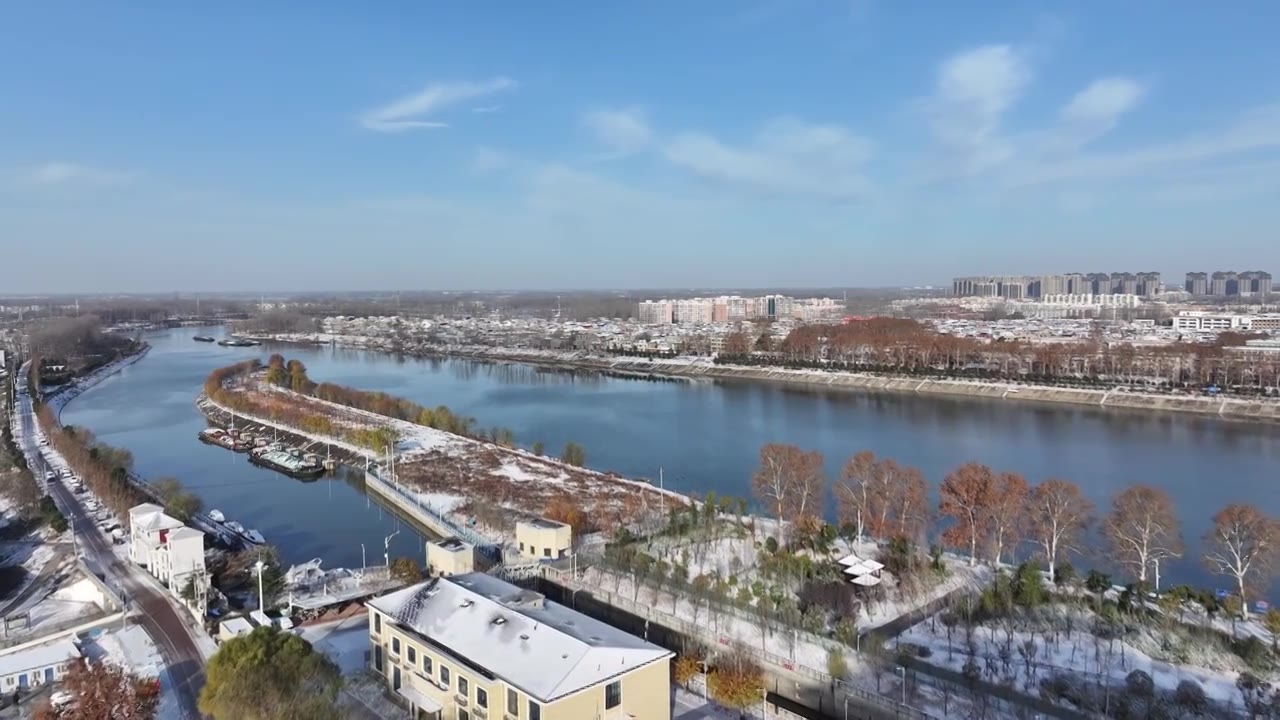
xmin=2 ymin=2 xmax=1278 ymax=293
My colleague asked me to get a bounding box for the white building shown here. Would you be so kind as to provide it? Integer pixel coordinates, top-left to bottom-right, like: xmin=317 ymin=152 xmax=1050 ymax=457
xmin=128 ymin=504 xmax=209 ymax=616
xmin=636 ymin=301 xmax=673 ymax=325
xmin=1171 ymin=312 xmax=1254 ymax=332
xmin=0 ymin=639 xmax=80 ymax=692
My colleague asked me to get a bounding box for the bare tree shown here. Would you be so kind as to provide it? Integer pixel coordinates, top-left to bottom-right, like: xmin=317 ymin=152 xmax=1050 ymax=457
xmin=939 ymin=463 xmax=997 ymax=566
xmin=1027 ymin=479 xmax=1093 ymax=583
xmin=834 ymin=451 xmax=875 ymax=541
xmin=1203 ymin=504 xmax=1280 ymax=619
xmin=751 ymin=444 xmax=825 ymax=544
xmin=1103 ymin=485 xmax=1183 ymax=585
xmin=890 ymin=465 xmax=930 ymax=545
xmin=985 ymin=472 xmax=1028 ymax=566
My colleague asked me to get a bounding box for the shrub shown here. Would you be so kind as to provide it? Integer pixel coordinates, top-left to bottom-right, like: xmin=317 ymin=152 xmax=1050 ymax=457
xmin=707 ymin=651 xmax=764 ymax=710
xmin=673 ymin=655 xmax=701 ymax=686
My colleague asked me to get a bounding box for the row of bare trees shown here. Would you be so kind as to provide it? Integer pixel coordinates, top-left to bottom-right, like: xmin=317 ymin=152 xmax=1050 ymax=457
xmin=751 ymin=442 xmax=1280 ymax=617
xmin=720 ymin=318 xmax=1280 ymax=392
xmin=36 ymin=406 xmax=149 ymax=524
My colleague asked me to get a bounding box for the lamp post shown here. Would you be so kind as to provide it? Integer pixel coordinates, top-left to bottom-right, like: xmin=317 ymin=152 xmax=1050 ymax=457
xmin=384 ymin=530 xmax=399 ymax=570
xmin=254 ymin=558 xmax=266 ymax=614
xmin=896 ymin=666 xmax=906 ymax=705
xmin=361 ymin=543 xmax=366 ymax=571
xmin=1152 ymin=557 xmax=1161 ymax=593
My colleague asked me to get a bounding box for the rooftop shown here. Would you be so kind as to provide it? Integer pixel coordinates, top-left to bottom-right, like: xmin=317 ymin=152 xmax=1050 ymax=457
xmin=369 ymin=573 xmax=671 ymax=703
xmin=167 ymin=527 xmax=204 ymax=543
xmin=433 ymin=537 xmax=470 ymax=552
xmin=130 ymin=504 xmax=184 ymax=534
xmin=522 ymin=518 xmax=569 ymax=531
xmin=0 ymin=639 xmax=80 ymax=678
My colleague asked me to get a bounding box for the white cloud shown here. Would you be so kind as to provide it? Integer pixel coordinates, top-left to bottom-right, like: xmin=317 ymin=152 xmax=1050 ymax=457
xmin=1056 ymin=76 xmax=1146 ymax=147
xmin=471 ymin=105 xmax=502 ymax=114
xmin=663 ymin=118 xmax=872 ymax=201
xmin=18 ymin=162 xmax=132 ymax=187
xmin=1015 ymin=103 xmax=1280 ymax=187
xmin=360 ymin=77 xmax=514 ymax=132
xmin=582 ymin=108 xmax=652 ymax=158
xmin=927 ymin=45 xmax=1031 ymax=175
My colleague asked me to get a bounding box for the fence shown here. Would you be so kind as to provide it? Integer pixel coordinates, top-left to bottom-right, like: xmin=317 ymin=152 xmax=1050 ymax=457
xmin=543 ymin=567 xmax=938 ymax=720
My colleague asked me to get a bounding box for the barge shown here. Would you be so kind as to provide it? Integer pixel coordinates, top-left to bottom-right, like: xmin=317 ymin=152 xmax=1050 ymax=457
xmin=217 ymin=337 xmax=261 ymax=347
xmin=249 ymin=446 xmax=325 ymax=480
xmin=193 ymin=335 xmax=216 ymax=343
xmin=198 ymin=428 xmax=251 ymax=452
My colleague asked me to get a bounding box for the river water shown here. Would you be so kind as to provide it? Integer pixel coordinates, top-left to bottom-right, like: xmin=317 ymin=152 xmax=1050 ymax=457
xmin=62 ymin=327 xmax=1280 ymax=598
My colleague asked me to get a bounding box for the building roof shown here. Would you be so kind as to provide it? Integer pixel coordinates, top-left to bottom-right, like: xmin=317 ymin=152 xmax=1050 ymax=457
xmin=220 ymin=617 xmax=254 ymax=636
xmin=369 ymin=573 xmax=671 ymax=703
xmin=433 ymin=537 xmax=470 ymax=552
xmin=521 ymin=518 xmax=569 ymax=531
xmin=130 ymin=504 xmax=184 ymax=534
xmin=0 ymin=639 xmax=80 ymax=678
xmin=167 ymin=527 xmax=205 ymax=543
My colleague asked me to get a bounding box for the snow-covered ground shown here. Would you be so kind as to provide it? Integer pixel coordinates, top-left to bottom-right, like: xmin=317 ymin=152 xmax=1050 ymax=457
xmin=898 ymin=605 xmax=1270 ymax=710
xmin=83 ymin=625 xmax=180 ymax=720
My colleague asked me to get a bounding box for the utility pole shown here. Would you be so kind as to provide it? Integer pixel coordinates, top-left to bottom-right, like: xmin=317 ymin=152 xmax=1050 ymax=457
xmin=254 ymin=557 xmax=266 ymax=614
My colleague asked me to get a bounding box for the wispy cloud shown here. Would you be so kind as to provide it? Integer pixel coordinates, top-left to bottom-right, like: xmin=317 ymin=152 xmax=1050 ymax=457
xmin=582 ymin=108 xmax=652 ymax=159
xmin=471 ymin=105 xmax=502 ymax=114
xmin=1055 ymin=76 xmax=1146 ymax=148
xmin=17 ymin=162 xmax=132 ymax=187
xmin=360 ymin=77 xmax=514 ymax=132
xmin=926 ymin=45 xmax=1031 ymax=176
xmin=470 ymin=146 xmax=509 ymax=175
xmin=663 ymin=118 xmax=873 ymax=201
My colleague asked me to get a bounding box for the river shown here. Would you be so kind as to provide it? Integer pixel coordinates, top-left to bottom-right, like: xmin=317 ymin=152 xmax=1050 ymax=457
xmin=61 ymin=326 xmax=1280 ymax=598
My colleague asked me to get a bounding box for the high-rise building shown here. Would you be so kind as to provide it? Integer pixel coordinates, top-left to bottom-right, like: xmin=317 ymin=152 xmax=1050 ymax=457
xmin=1136 ymin=272 xmax=1161 ymax=296
xmin=1240 ymin=271 xmax=1274 ymax=296
xmin=1085 ymin=273 xmax=1112 ymax=295
xmin=1210 ymin=271 xmax=1239 ymax=296
xmin=637 ymin=300 xmax=673 ymax=324
xmin=1185 ymin=272 xmax=1208 ymax=296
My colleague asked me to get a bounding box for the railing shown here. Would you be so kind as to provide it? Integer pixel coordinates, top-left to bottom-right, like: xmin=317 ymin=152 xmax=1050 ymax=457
xmin=364 ymin=467 xmax=498 ymax=555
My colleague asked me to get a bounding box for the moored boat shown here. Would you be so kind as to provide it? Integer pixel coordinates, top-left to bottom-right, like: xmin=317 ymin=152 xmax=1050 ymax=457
xmin=193 ymin=335 xmax=216 ymax=343
xmin=248 ymin=447 xmax=325 ymax=479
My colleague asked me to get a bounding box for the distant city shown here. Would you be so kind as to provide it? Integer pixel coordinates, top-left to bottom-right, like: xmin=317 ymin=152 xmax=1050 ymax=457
xmin=637 ymin=294 xmax=844 ymax=324
xmin=952 ymin=271 xmax=1273 ymax=300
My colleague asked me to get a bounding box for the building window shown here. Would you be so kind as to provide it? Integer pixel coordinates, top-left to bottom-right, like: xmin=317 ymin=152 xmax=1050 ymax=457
xmin=476 ymin=687 xmax=487 ymax=708
xmin=507 ymin=688 xmax=518 ymax=714
xmin=605 ymin=680 xmax=622 ymax=709
xmin=423 ymin=655 xmax=432 ymax=675
xmin=407 ymin=646 xmax=415 ymax=665
xmin=373 ymin=612 xmax=381 ymax=633
xmin=459 ymin=676 xmax=469 ymax=696
xmin=390 ymin=637 xmax=400 ymax=656
xmin=374 ymin=646 xmax=383 ymax=673
xmin=543 ymin=548 xmax=550 ymax=558
xmin=440 ymin=666 xmax=450 ymax=686
xmin=528 ymin=700 xmax=541 ymax=720
xmin=458 ymin=711 xmax=469 ymax=720
xmin=519 ymin=542 xmax=525 ymax=552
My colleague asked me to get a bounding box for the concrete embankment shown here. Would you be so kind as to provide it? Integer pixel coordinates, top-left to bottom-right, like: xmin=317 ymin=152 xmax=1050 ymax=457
xmin=419 ymin=349 xmax=1280 ymax=423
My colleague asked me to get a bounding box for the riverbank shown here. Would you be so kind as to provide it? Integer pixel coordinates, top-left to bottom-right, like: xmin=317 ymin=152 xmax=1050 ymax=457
xmin=48 ymin=345 xmax=152 ymax=419
xmin=262 ymin=333 xmax=1280 ymax=423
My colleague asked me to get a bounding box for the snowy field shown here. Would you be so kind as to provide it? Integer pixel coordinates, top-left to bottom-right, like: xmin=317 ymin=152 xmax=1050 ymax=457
xmin=898 ymin=604 xmax=1275 ymax=711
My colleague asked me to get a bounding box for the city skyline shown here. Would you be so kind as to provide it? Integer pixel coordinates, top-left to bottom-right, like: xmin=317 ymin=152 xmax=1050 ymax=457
xmin=4 ymin=3 xmax=1280 ymax=293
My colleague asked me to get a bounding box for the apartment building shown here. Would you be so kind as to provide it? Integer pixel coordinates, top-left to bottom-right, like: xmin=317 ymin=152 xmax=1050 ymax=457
xmin=636 ymin=301 xmax=673 ymax=325
xmin=637 ymin=295 xmax=841 ymax=325
xmin=368 ymin=573 xmax=673 ymax=720
xmin=128 ymin=503 xmax=209 ymax=616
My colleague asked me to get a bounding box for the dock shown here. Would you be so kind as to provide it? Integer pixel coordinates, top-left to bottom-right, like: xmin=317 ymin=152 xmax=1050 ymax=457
xmin=285 ymin=560 xmax=405 ymax=615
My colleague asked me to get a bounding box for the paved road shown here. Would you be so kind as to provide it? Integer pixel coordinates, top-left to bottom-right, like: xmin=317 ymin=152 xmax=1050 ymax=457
xmin=13 ymin=384 xmax=206 ymax=719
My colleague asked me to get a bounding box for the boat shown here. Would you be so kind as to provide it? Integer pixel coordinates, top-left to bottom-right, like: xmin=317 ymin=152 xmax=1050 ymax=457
xmin=248 ymin=446 xmax=325 ymax=479
xmin=245 ymin=529 xmax=266 ymax=544
xmin=208 ymin=509 xmax=226 ymax=523
xmin=216 ymin=338 xmax=259 ymax=347
xmin=199 ymin=427 xmax=251 ymax=452
xmin=193 ymin=335 xmax=216 ymax=343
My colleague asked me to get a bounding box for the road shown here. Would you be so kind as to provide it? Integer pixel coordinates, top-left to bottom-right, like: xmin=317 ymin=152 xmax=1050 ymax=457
xmin=11 ymin=374 xmax=206 ymax=719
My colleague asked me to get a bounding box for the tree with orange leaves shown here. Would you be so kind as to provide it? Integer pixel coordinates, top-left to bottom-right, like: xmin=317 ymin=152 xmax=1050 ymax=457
xmin=33 ymin=658 xmax=159 ymax=720
xmin=1027 ymin=479 xmax=1093 ymax=583
xmin=751 ymin=444 xmax=825 ymax=544
xmin=1104 ymin=485 xmax=1182 ymax=585
xmin=864 ymin=457 xmax=901 ymax=541
xmin=938 ymin=463 xmax=997 ymax=566
xmin=889 ymin=465 xmax=929 ymax=544
xmin=1203 ymin=504 xmax=1280 ymax=619
xmin=834 ymin=450 xmax=876 ymax=541
xmin=984 ymin=472 xmax=1029 ymax=566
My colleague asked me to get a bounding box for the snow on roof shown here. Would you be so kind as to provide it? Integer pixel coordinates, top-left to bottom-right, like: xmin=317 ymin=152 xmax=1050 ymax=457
xmin=369 ymin=573 xmax=671 ymax=703
xmin=220 ymin=617 xmax=254 ymax=636
xmin=167 ymin=527 xmax=204 ymax=542
xmin=0 ymin=639 xmax=80 ymax=678
xmin=849 ymin=574 xmax=882 ymax=587
xmin=131 ymin=506 xmax=184 ymax=534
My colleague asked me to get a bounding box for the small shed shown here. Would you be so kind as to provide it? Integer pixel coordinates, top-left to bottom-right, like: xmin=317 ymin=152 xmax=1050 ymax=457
xmin=515 ymin=518 xmax=572 ymax=561
xmin=426 ymin=537 xmax=474 ymax=577
xmin=218 ymin=616 xmax=254 ymax=642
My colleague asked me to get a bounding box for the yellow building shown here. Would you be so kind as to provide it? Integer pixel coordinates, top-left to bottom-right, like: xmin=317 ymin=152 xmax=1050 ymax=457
xmin=426 ymin=537 xmax=474 ymax=577
xmin=368 ymin=573 xmax=673 ymax=720
xmin=515 ymin=519 xmax=572 ymax=562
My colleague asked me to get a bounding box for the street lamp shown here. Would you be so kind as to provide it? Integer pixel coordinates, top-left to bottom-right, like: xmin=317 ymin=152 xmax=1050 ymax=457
xmin=360 ymin=543 xmax=366 ymax=571
xmin=384 ymin=530 xmax=399 ymax=569
xmin=253 ymin=558 xmax=266 ymax=614
xmin=896 ymin=666 xmax=906 ymax=705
